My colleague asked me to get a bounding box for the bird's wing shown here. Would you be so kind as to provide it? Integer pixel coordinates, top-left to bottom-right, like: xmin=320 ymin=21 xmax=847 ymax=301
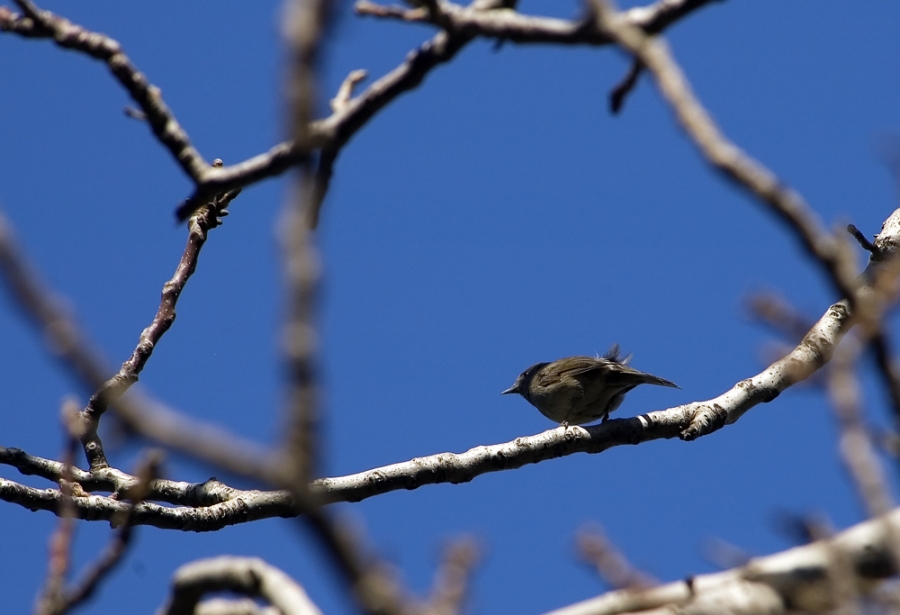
xmin=565 ymin=357 xmax=679 ymax=389
xmin=534 ymin=358 xmax=602 ymax=390
xmin=555 ymin=356 xmax=611 ymax=378
xmin=545 ymin=357 xmax=610 ymax=396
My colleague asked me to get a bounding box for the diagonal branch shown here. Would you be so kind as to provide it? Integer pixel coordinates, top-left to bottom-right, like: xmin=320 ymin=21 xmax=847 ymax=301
xmin=591 ymin=0 xmax=859 ymax=303
xmin=46 ymin=454 xmax=158 ymax=615
xmin=79 ymin=164 xmax=240 ymax=472
xmin=0 ymin=210 xmax=112 ymax=397
xmin=176 ymin=26 xmax=475 ymax=220
xmin=0 ymin=210 xmax=273 ymax=480
xmin=3 ymin=0 xmax=209 ymax=182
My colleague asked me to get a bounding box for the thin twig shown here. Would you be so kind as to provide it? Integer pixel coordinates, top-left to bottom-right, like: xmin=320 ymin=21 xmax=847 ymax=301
xmin=306 ymin=149 xmax=338 ymax=229
xmin=35 ymin=404 xmax=80 ymax=615
xmin=746 ymin=292 xmax=815 ymax=342
xmin=425 ymin=538 xmax=481 ymax=615
xmin=609 ymin=58 xmax=643 ymax=114
xmin=0 ymin=204 xmax=276 ymax=482
xmin=53 ymin=453 xmax=161 ymax=614
xmin=577 ymin=525 xmax=656 ymax=591
xmin=828 ymin=339 xmax=895 ymax=518
xmin=848 ymin=224 xmax=877 ymax=255
xmin=330 ymin=69 xmax=368 ymax=113
xmin=79 ymin=159 xmax=240 ymax=471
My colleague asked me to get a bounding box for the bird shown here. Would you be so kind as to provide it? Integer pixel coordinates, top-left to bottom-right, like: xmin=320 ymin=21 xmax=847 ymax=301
xmin=501 ymin=345 xmax=678 ymax=426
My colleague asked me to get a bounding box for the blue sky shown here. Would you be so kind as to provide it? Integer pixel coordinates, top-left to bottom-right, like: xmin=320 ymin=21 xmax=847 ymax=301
xmin=2 ymin=1 xmax=900 ymax=613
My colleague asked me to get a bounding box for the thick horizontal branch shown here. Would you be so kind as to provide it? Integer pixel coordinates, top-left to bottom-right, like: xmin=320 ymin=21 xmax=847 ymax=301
xmin=315 ymin=209 xmax=900 ymax=503
xmin=0 ymin=447 xmax=250 ymax=507
xmin=0 ymin=280 xmax=847 ymax=513
xmin=0 ymin=285 xmax=852 ymax=522
xmin=3 ymin=207 xmax=897 ymax=528
xmin=0 ymin=477 xmax=296 ymax=532
xmin=14 ymin=474 xmax=900 ymax=614
xmin=314 ymin=296 xmax=846 ymax=502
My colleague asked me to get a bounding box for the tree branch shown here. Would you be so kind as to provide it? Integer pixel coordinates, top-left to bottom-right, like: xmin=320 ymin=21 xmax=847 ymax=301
xmin=355 ymin=0 xmax=718 ymax=44
xmin=1 ymin=201 xmax=897 ymax=527
xmin=177 ymin=0 xmax=717 ymax=219
xmin=155 ymin=557 xmax=322 ymax=615
xmin=2 ymin=1 xmax=209 ymax=182
xmin=79 ymin=161 xmax=240 ymax=472
xmin=592 ymin=0 xmax=859 ymax=304
xmin=544 ymin=505 xmax=900 ymax=615
xmin=0 ymin=0 xmax=721 ymax=227
xmin=592 ymin=0 xmax=900 ymax=429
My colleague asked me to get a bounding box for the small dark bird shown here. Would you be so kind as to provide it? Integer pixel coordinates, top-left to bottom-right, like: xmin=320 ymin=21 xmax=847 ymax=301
xmin=502 ymin=345 xmax=679 ymax=426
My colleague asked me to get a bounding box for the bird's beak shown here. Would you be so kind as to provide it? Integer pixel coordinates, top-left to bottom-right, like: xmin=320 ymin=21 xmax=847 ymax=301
xmin=501 ymin=384 xmax=519 ymax=395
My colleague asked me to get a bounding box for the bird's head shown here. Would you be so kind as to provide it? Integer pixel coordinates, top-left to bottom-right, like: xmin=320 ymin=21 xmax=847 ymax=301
xmin=501 ymin=362 xmax=548 ymax=402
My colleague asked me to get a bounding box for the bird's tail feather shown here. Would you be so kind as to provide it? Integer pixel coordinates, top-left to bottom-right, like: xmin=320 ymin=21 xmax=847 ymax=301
xmin=607 ymin=363 xmax=680 ymax=389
